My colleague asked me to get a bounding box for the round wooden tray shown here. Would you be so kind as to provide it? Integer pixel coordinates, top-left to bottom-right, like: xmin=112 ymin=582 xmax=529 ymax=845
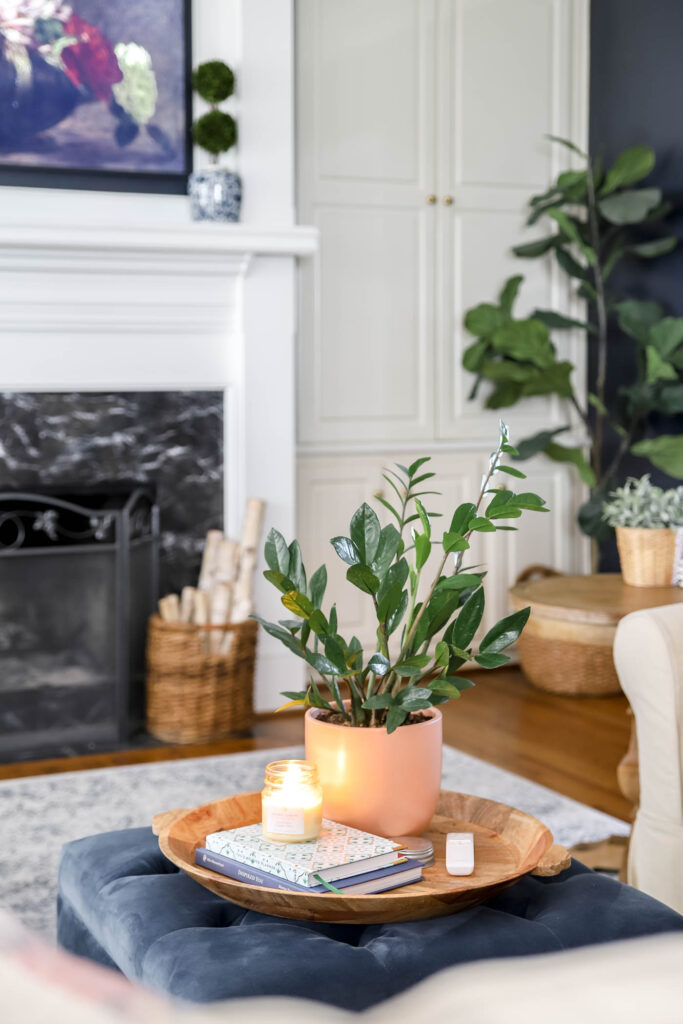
xmin=154 ymin=790 xmax=570 ymax=924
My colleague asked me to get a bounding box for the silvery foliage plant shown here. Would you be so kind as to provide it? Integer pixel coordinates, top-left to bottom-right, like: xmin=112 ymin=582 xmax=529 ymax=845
xmin=602 ymin=475 xmax=683 ymax=529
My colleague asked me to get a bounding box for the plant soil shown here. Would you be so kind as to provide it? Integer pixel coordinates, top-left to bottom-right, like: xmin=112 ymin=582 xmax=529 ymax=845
xmin=316 ymin=709 xmax=432 ymax=728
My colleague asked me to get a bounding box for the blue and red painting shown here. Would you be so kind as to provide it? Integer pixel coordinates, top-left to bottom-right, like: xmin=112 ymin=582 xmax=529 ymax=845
xmin=0 ymin=0 xmax=190 ymax=190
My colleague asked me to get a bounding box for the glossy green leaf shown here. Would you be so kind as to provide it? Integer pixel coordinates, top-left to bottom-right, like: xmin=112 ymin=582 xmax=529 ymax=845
xmin=308 ymin=608 xmax=329 ymax=636
xmin=251 ymin=614 xmax=306 ymax=659
xmin=408 ymin=456 xmax=432 ymax=477
xmin=442 ymin=532 xmax=470 ymax=554
xmin=330 ymin=535 xmax=359 ymax=565
xmin=398 ymin=687 xmax=433 ymax=711
xmin=263 ymin=569 xmax=296 ymax=594
xmin=427 ymin=679 xmax=461 ymax=698
xmin=434 ymin=640 xmax=450 ymax=667
xmin=281 ymin=590 xmax=313 ymax=619
xmin=346 ymin=564 xmax=380 ymax=595
xmin=464 ymin=303 xmax=505 ymax=337
xmin=362 ymin=693 xmax=393 ymax=709
xmin=450 ymin=502 xmax=478 ymax=536
xmin=646 ymin=346 xmax=678 ymax=383
xmin=499 ymin=275 xmax=524 ymax=316
xmin=324 ymin=636 xmax=349 ymax=674
xmin=309 ymin=565 xmax=327 ymax=609
xmin=497 ymin=465 xmax=526 ymax=478
xmin=649 ymin=318 xmax=683 ymax=358
xmin=468 ymin=517 xmax=496 ymax=532
xmin=387 ymin=589 xmax=409 ymax=635
xmin=371 ymin=523 xmax=402 ymax=577
xmin=414 ymin=533 xmax=432 ymax=570
xmin=375 ymin=494 xmax=402 ymax=527
xmin=448 ymin=587 xmax=485 ymax=649
xmin=264 ymin=528 xmax=290 ymax=575
xmin=475 ymin=652 xmax=511 ymax=669
xmin=531 ymin=309 xmax=594 ymax=333
xmin=544 ymin=442 xmax=596 ymax=486
xmin=512 ymin=237 xmax=559 ymax=258
xmin=513 ymin=426 xmax=570 ymax=461
xmin=306 ymin=651 xmax=343 ymax=678
xmin=598 ymin=187 xmax=661 ymax=225
xmin=376 ymin=582 xmax=403 ymax=624
xmin=480 ymin=607 xmax=531 ymax=653
xmin=615 ymin=299 xmax=663 ymax=344
xmin=377 ymin=558 xmax=409 ymax=605
xmin=600 ymin=145 xmax=655 ymax=195
xmin=490 ymin=319 xmax=556 ymax=369
xmin=367 ymin=653 xmax=390 ymax=676
xmin=350 ymin=503 xmax=381 ymax=565
xmin=386 ymin=706 xmax=408 ymax=734
xmin=287 ymin=540 xmax=306 ymax=594
xmin=629 ymin=237 xmax=677 ymax=259
xmin=436 ymin=573 xmax=483 ymax=591
xmin=631 ymin=436 xmax=683 ymax=478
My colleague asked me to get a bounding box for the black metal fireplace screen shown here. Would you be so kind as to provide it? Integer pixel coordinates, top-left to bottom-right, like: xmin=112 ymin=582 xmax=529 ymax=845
xmin=0 ymin=488 xmax=159 ymax=760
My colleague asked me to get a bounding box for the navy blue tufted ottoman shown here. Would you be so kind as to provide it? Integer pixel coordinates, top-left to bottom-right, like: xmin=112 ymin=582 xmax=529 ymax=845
xmin=58 ymin=827 xmax=683 ymax=1011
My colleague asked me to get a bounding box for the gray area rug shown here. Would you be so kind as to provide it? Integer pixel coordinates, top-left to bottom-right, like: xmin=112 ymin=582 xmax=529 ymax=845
xmin=0 ymin=744 xmax=630 ymax=940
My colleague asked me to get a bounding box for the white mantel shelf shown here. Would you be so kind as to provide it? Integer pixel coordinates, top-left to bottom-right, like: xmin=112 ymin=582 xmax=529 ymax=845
xmin=0 ymin=222 xmax=318 ymax=258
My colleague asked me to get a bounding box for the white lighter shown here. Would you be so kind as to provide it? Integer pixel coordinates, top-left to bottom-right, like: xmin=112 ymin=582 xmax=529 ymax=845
xmin=446 ymin=832 xmax=475 ymax=876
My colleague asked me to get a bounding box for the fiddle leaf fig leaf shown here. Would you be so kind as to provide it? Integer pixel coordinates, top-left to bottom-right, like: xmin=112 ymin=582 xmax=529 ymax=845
xmin=465 ymin=303 xmax=505 ymax=337
xmin=630 ymin=436 xmax=683 ymax=478
xmin=600 ymin=145 xmax=655 ymax=195
xmin=598 ymin=187 xmax=661 ymax=225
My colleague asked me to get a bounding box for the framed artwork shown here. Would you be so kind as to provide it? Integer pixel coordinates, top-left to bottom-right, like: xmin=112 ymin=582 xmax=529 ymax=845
xmin=0 ymin=0 xmax=192 ymax=193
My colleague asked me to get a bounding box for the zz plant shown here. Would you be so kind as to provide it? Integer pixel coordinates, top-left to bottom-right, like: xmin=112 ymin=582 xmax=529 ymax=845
xmin=253 ymin=424 xmax=547 ymax=733
xmin=463 ymin=137 xmax=682 ymax=545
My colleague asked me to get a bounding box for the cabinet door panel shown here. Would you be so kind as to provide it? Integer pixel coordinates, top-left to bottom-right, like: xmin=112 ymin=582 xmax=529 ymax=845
xmin=297 ymin=0 xmax=437 ymax=444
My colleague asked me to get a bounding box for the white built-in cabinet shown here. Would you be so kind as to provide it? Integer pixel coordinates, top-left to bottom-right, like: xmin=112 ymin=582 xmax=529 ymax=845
xmin=295 ymin=0 xmax=591 ymax=648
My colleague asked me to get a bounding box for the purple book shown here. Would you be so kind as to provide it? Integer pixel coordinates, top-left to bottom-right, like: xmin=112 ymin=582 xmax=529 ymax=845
xmin=195 ymin=847 xmax=423 ymax=894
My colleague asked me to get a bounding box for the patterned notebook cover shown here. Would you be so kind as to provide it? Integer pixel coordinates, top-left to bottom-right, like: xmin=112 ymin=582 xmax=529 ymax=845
xmin=205 ymin=819 xmax=401 ymax=887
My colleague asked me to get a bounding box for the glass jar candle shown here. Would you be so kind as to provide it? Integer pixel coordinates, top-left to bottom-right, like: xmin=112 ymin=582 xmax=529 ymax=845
xmin=261 ymin=760 xmax=323 ymax=843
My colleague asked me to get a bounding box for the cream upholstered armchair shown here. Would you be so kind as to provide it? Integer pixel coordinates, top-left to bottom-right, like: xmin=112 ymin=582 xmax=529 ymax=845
xmin=614 ymin=603 xmax=683 ymax=913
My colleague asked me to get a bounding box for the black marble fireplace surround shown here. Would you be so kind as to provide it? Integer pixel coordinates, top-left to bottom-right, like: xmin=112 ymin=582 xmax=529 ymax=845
xmin=0 ymin=391 xmax=224 ymax=761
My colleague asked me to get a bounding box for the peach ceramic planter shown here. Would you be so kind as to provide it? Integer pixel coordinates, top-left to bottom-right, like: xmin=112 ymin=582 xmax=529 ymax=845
xmin=304 ymin=705 xmax=442 ymax=837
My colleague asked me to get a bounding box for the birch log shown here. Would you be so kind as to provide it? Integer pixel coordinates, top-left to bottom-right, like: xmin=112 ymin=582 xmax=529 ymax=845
xmin=198 ymin=529 xmax=224 ymax=591
xmin=158 ymin=594 xmax=180 ymax=622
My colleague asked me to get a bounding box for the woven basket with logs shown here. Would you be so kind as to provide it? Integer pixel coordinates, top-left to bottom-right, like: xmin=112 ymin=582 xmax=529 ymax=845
xmin=146 ymin=498 xmax=264 ymax=743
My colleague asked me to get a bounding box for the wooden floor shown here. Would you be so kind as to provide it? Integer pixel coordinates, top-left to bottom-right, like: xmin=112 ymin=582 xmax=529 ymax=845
xmin=0 ymin=668 xmax=632 ymax=820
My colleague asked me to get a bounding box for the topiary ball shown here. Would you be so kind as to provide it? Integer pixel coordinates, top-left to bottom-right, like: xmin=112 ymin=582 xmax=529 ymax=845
xmin=192 ymin=60 xmax=235 ymax=104
xmin=192 ymin=109 xmax=237 ymax=156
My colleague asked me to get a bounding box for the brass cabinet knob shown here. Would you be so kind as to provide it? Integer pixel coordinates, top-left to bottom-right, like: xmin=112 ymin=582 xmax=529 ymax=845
xmin=442 ymin=195 xmax=454 ymax=206
xmin=426 ymin=194 xmax=437 ymax=204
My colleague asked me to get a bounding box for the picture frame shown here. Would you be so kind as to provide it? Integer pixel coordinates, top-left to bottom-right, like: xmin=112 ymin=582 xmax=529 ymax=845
xmin=0 ymin=0 xmax=192 ymax=194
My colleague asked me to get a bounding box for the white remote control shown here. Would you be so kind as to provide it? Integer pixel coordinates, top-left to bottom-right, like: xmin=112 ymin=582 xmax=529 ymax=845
xmin=446 ymin=832 xmax=474 ymax=875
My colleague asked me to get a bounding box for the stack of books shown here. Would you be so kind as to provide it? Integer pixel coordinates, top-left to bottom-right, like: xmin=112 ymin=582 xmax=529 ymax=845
xmin=195 ymin=818 xmax=423 ymax=894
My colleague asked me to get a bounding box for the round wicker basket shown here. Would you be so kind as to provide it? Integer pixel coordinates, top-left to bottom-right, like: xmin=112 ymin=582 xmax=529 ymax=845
xmin=615 ymin=526 xmax=676 ymax=587
xmin=509 ymin=568 xmax=683 ymax=697
xmin=146 ymin=615 xmax=257 ymax=743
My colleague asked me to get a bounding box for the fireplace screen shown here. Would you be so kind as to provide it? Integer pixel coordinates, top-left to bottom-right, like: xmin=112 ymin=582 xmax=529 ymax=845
xmin=0 ymin=488 xmax=159 ymax=760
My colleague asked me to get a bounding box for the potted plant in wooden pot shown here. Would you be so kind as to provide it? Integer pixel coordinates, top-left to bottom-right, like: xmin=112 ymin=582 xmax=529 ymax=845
xmin=602 ymin=476 xmax=683 ymax=587
xmin=189 ymin=60 xmax=240 ymax=221
xmin=253 ymin=424 xmax=547 ymax=837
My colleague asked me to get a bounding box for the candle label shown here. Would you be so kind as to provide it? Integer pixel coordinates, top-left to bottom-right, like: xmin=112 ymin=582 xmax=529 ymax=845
xmin=263 ymin=805 xmax=305 ymax=835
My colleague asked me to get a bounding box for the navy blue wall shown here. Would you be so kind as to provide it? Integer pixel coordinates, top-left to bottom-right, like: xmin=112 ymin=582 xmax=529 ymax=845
xmin=590 ymin=0 xmax=683 ymax=567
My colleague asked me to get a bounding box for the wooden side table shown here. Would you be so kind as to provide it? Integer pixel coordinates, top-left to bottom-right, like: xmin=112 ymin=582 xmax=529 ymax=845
xmin=509 ymin=571 xmax=683 ymax=696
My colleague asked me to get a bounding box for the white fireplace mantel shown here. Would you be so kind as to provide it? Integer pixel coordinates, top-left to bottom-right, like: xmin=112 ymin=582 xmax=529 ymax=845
xmin=0 ymin=219 xmax=317 ymax=711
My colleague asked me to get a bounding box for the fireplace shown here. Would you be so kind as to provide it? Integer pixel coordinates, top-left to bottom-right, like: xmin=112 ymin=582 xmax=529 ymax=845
xmin=0 ymin=487 xmax=158 ymax=760
xmin=0 ymin=390 xmax=225 ymax=760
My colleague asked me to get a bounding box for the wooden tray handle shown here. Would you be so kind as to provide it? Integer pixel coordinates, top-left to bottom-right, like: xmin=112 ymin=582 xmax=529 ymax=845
xmin=515 ymin=564 xmax=564 ymax=586
xmin=153 ymin=808 xmax=189 ymax=836
xmin=531 ymin=843 xmax=572 ymax=877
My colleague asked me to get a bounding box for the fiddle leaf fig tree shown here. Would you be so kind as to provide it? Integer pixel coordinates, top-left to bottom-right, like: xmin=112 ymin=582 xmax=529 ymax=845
xmin=253 ymin=423 xmax=547 ymax=733
xmin=462 ymin=138 xmax=682 ymax=546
